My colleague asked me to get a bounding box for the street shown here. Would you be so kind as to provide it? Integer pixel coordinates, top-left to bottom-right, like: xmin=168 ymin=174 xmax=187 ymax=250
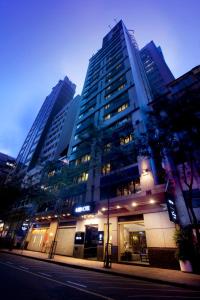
xmin=0 ymin=253 xmax=200 ymax=300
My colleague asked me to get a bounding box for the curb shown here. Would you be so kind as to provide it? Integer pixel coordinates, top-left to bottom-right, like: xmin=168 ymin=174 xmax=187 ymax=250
xmin=1 ymin=250 xmax=200 ymax=291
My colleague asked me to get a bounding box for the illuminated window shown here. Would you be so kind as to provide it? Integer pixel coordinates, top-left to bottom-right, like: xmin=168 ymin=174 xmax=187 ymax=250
xmin=104 ymin=114 xmax=111 ymax=120
xmin=118 ymin=84 xmax=125 ymax=91
xmin=48 ymin=170 xmax=55 ymax=177
xmin=102 ymin=163 xmax=111 ymax=175
xmin=104 ymin=143 xmax=111 ymax=152
xmin=78 ymin=172 xmax=88 ymax=183
xmin=72 ymin=146 xmax=77 ymax=152
xmin=105 ymin=94 xmax=111 ymax=100
xmin=76 ymin=123 xmax=81 ymax=129
xmin=106 ymin=86 xmax=111 ymax=91
xmin=117 ymin=103 xmax=128 ymax=113
xmin=116 ymin=63 xmax=121 ymax=70
xmin=120 ymin=134 xmax=132 ymax=145
xmin=81 ymin=154 xmax=91 ymax=163
xmin=104 ymin=104 xmax=110 ymax=110
xmin=75 ymin=159 xmax=80 ymax=166
xmin=74 ymin=135 xmax=78 ymax=140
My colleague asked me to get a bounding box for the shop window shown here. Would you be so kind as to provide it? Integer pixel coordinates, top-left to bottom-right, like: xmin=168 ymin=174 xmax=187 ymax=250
xmin=119 ymin=222 xmax=148 ymax=263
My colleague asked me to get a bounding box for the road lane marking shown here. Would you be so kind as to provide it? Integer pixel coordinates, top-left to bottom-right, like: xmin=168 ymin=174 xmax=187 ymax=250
xmin=102 ymin=287 xmax=197 ymax=292
xmin=128 ymin=295 xmax=200 ymax=299
xmin=0 ymin=261 xmax=114 ymax=300
xmin=38 ymin=272 xmax=52 ymax=277
xmin=67 ymin=281 xmax=87 ymax=288
xmin=19 ymin=266 xmax=29 ymax=270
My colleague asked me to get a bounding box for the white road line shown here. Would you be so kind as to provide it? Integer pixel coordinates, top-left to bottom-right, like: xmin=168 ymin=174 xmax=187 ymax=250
xmin=0 ymin=261 xmax=114 ymax=300
xmin=19 ymin=266 xmax=29 ymax=270
xmin=67 ymin=281 xmax=87 ymax=288
xmin=102 ymin=287 xmax=199 ymax=292
xmin=38 ymin=272 xmax=52 ymax=277
xmin=128 ymin=295 xmax=200 ymax=299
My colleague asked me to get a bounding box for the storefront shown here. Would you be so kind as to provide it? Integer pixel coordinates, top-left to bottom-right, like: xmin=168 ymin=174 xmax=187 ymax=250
xmin=55 ymin=226 xmax=76 ymax=256
xmin=27 ymin=226 xmax=49 ymax=252
xmin=118 ymin=218 xmax=148 ymax=263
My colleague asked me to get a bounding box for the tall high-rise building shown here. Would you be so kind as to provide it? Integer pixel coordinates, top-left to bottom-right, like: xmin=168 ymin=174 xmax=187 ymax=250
xmin=14 ymin=76 xmax=80 ymax=187
xmin=59 ymin=20 xmax=176 ymax=266
xmin=140 ymin=41 xmax=174 ymax=97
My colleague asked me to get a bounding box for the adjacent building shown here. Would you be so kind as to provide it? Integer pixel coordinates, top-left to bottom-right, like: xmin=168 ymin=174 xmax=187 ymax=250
xmin=12 ymin=76 xmax=80 ymax=188
xmin=140 ymin=41 xmax=174 ymax=98
xmin=0 ymin=152 xmax=15 ymax=185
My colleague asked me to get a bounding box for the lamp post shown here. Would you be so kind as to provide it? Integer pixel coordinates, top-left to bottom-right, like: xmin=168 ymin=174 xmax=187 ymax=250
xmin=104 ymin=197 xmax=112 ymax=268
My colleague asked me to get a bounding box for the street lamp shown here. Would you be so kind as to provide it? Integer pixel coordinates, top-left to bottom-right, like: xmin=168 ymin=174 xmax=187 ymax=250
xmin=103 ymin=197 xmax=112 ymax=268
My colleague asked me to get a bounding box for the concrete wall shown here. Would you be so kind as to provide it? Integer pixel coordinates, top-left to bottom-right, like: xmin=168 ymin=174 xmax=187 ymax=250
xmin=144 ymin=211 xmax=176 ymax=248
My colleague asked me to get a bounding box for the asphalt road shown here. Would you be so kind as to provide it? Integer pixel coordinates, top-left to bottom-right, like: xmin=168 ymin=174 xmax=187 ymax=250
xmin=0 ymin=253 xmax=200 ymax=300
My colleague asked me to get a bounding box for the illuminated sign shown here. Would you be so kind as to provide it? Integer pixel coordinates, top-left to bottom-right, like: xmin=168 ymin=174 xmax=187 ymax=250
xmin=21 ymin=222 xmax=29 ymax=231
xmin=166 ymin=193 xmax=178 ymax=223
xmin=73 ymin=202 xmax=95 ymax=216
xmin=75 ymin=205 xmax=90 ymax=213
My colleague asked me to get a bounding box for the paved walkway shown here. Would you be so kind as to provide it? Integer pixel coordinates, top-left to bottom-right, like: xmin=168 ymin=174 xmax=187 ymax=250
xmin=1 ymin=249 xmax=200 ymax=290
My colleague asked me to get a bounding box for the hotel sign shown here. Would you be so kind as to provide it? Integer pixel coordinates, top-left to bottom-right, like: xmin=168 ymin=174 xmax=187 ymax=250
xmin=73 ymin=203 xmax=94 ymax=215
xmin=166 ymin=193 xmax=178 ymax=223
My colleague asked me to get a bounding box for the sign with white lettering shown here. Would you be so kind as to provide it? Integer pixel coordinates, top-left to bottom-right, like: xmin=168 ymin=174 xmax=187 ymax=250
xmin=73 ymin=202 xmax=95 ymax=215
xmin=166 ymin=193 xmax=178 ymax=223
xmin=75 ymin=205 xmax=91 ymax=213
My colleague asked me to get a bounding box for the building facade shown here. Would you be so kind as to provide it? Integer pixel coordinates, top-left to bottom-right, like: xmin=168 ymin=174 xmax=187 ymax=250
xmin=0 ymin=152 xmax=15 ymax=185
xmin=22 ymin=94 xmax=81 ymax=188
xmin=140 ymin=41 xmax=174 ymax=98
xmin=12 ymin=76 xmax=80 ymax=187
xmin=26 ymin=21 xmax=177 ymax=269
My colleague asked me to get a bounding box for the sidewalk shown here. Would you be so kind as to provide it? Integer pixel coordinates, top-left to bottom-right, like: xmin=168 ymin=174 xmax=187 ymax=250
xmin=1 ymin=249 xmax=200 ymax=290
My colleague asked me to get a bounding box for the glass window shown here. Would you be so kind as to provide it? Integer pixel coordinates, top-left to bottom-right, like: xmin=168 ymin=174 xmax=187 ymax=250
xmin=120 ymin=134 xmax=132 ymax=145
xmin=104 ymin=114 xmax=111 ymax=120
xmin=117 ymin=103 xmax=128 ymax=113
xmin=77 ymin=172 xmax=88 ymax=183
xmin=104 ymin=104 xmax=110 ymax=110
xmin=102 ymin=163 xmax=111 ymax=175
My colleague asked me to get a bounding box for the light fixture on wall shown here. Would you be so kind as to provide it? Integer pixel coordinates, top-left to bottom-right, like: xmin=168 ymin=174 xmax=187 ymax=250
xmin=132 ymin=202 xmax=137 ymax=207
xmin=116 ymin=205 xmax=121 ymax=209
xmin=102 ymin=207 xmax=106 ymax=211
xmin=142 ymin=168 xmax=149 ymax=176
xmin=149 ymin=198 xmax=155 ymax=204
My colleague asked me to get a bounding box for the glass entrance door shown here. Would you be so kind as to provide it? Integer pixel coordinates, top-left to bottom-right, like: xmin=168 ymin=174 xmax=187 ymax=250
xmin=119 ymin=221 xmax=148 ymax=263
xmin=84 ymin=225 xmax=98 ymax=259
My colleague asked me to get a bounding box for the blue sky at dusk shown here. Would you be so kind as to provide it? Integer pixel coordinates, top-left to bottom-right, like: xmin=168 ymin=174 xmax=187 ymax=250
xmin=0 ymin=0 xmax=199 ymax=157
